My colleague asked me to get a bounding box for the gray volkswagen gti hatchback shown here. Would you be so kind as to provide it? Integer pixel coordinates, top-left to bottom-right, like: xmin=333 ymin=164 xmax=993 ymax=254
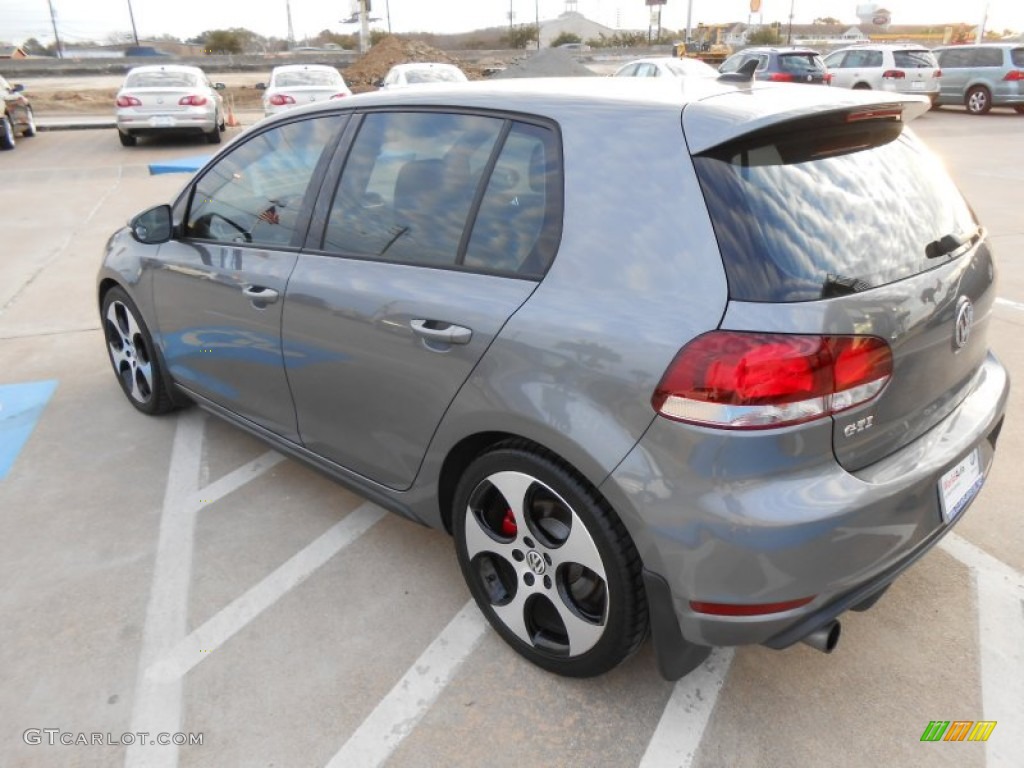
xmin=98 ymin=77 xmax=1008 ymax=680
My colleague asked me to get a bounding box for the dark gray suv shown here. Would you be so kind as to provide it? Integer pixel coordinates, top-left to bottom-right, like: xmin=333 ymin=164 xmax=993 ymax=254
xmin=933 ymin=42 xmax=1024 ymax=114
xmin=98 ymin=78 xmax=1008 ymax=680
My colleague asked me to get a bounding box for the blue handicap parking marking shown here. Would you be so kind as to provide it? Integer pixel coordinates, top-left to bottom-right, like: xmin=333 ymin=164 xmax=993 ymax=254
xmin=0 ymin=380 xmax=58 ymax=481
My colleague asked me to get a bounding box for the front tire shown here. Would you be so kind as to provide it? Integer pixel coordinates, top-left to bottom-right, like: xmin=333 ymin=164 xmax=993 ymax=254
xmin=966 ymin=85 xmax=992 ymax=115
xmin=453 ymin=443 xmax=648 ymax=677
xmin=0 ymin=114 xmax=15 ymax=150
xmin=101 ymin=287 xmax=176 ymax=415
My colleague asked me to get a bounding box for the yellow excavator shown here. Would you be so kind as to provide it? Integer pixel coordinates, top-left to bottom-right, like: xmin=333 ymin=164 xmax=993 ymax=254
xmin=673 ymin=23 xmax=733 ymax=66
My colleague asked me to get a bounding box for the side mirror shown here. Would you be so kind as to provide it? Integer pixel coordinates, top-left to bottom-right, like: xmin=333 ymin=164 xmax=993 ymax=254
xmin=130 ymin=205 xmax=173 ymax=244
xmin=375 ymin=79 xmax=385 ymax=88
xmin=214 ymin=82 xmax=227 ymax=90
xmin=255 ymin=82 xmax=267 ymax=91
xmin=12 ymin=83 xmax=25 ymax=93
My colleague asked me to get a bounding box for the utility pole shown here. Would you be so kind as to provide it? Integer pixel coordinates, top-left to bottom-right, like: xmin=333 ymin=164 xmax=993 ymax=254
xmin=47 ymin=0 xmax=63 ymax=59
xmin=535 ymin=0 xmax=540 ymax=49
xmin=286 ymin=0 xmax=296 ymax=47
xmin=359 ymin=0 xmax=370 ymax=53
xmin=975 ymin=1 xmax=989 ymax=43
xmin=686 ymin=0 xmax=693 ymax=43
xmin=787 ymin=0 xmax=795 ymax=45
xmin=126 ymin=0 xmax=139 ymax=46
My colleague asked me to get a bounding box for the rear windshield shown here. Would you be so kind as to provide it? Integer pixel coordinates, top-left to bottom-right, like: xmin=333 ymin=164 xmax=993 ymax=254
xmin=406 ymin=68 xmax=465 ymax=84
xmin=1013 ymin=48 xmax=1024 ymax=67
xmin=126 ymin=71 xmax=198 ymax=88
xmin=893 ymin=50 xmax=937 ymax=68
xmin=779 ymin=54 xmax=825 ymax=73
xmin=693 ymin=119 xmax=977 ymax=302
xmin=274 ymin=70 xmax=341 ymax=87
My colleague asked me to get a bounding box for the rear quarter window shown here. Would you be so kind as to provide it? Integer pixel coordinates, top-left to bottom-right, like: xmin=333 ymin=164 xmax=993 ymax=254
xmin=693 ymin=119 xmax=978 ymax=302
xmin=972 ymin=48 xmax=1003 ymax=67
xmin=1011 ymin=48 xmax=1024 ymax=67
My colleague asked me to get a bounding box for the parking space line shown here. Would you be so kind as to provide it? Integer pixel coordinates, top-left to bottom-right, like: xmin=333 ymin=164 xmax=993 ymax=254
xmin=939 ymin=533 xmax=1024 ymax=767
xmin=147 ymin=502 xmax=385 ymax=682
xmin=995 ymin=298 xmax=1024 ymax=312
xmin=324 ymin=600 xmax=487 ymax=768
xmin=187 ymin=450 xmax=286 ymax=509
xmin=638 ymin=650 xmax=734 ymax=768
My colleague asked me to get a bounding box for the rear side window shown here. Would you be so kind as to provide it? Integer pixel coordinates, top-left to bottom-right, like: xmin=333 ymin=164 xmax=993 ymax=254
xmin=693 ymin=118 xmax=977 ymax=302
xmin=1012 ymin=48 xmax=1024 ymax=67
xmin=937 ymin=48 xmax=969 ymax=68
xmin=972 ymin=48 xmax=1003 ymax=67
xmin=893 ymin=50 xmax=937 ymax=68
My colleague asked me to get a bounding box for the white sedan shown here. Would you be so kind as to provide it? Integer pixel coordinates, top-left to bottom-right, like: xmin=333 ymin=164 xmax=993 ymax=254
xmin=115 ymin=65 xmax=225 ymax=147
xmin=379 ymin=63 xmax=468 ymax=89
xmin=261 ymin=65 xmax=352 ymax=117
xmin=612 ymin=57 xmax=719 ymax=79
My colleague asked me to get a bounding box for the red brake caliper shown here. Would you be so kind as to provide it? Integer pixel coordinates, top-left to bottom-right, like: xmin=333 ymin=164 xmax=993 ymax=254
xmin=500 ymin=509 xmax=517 ymax=537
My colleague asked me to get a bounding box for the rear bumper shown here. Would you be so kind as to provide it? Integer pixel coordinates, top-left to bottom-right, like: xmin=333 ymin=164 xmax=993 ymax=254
xmin=117 ymin=109 xmax=217 ymax=135
xmin=602 ymin=351 xmax=1009 ymax=649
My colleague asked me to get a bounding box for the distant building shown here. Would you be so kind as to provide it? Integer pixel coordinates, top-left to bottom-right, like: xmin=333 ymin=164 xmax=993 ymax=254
xmin=539 ymin=11 xmax=616 ymax=48
xmin=0 ymin=45 xmax=29 ymax=59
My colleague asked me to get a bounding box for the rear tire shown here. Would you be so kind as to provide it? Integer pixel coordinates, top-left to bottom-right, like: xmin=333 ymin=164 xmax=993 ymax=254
xmin=101 ymin=287 xmax=176 ymax=415
xmin=0 ymin=114 xmax=15 ymax=150
xmin=205 ymin=125 xmax=222 ymax=144
xmin=453 ymin=442 xmax=648 ymax=678
xmin=21 ymin=107 xmax=36 ymax=137
xmin=966 ymin=85 xmax=992 ymax=115
xmin=118 ymin=130 xmax=137 ymax=147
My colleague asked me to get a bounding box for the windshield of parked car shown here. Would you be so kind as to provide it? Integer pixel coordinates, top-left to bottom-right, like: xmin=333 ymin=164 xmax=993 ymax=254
xmin=693 ymin=120 xmax=977 ymax=302
xmin=126 ymin=71 xmax=199 ymax=88
xmin=274 ymin=70 xmax=342 ymax=87
xmin=893 ymin=50 xmax=938 ymax=68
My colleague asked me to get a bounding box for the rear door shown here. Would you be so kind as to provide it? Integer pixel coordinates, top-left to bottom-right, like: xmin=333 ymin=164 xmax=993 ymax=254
xmin=688 ymin=101 xmax=991 ymax=470
xmin=283 ymin=110 xmax=563 ymax=489
xmin=152 ymin=115 xmax=341 ymax=440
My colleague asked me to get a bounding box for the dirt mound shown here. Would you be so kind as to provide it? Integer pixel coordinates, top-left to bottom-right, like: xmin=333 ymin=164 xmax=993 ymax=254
xmin=491 ymin=49 xmax=597 ymax=79
xmin=343 ymin=35 xmax=483 ymax=92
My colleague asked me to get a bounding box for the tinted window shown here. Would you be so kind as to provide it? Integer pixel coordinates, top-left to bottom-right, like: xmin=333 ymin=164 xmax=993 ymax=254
xmin=274 ymin=70 xmax=342 ymax=87
xmin=778 ymin=54 xmax=825 ymax=73
xmin=187 ymin=117 xmax=336 ymax=247
xmin=841 ymin=50 xmax=883 ymax=68
xmin=694 ymin=122 xmax=977 ymax=302
xmin=126 ymin=71 xmax=198 ymax=87
xmin=893 ymin=50 xmax=937 ymax=68
xmin=1012 ymin=48 xmax=1024 ymax=67
xmin=937 ymin=48 xmax=970 ymax=68
xmin=323 ymin=111 xmax=503 ymax=266
xmin=824 ymin=52 xmax=847 ymax=68
xmin=971 ymin=48 xmax=1003 ymax=67
xmin=615 ymin=63 xmax=639 ymax=77
xmin=464 ymin=122 xmax=561 ymax=276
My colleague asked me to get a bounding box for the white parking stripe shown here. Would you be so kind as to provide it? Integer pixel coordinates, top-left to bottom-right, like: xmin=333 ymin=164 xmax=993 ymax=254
xmin=638 ymin=650 xmax=734 ymax=768
xmin=146 ymin=502 xmax=385 ymax=682
xmin=940 ymin=533 xmax=1024 ymax=766
xmin=324 ymin=600 xmax=488 ymax=768
xmin=125 ymin=411 xmax=204 ymax=768
xmin=188 ymin=450 xmax=286 ymax=509
xmin=995 ymin=297 xmax=1024 ymax=312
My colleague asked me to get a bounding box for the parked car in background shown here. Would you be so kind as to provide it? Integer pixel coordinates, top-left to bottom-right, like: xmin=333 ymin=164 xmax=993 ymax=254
xmin=98 ymin=78 xmax=1007 ymax=681
xmin=719 ymin=47 xmax=830 ymax=84
xmin=824 ymin=44 xmax=941 ymax=104
xmin=115 ymin=65 xmax=225 ymax=147
xmin=0 ymin=74 xmax=35 ymax=150
xmin=379 ymin=62 xmax=468 ymax=89
xmin=613 ymin=57 xmax=718 ymax=79
xmin=932 ymin=43 xmax=1024 ymax=114
xmin=261 ymin=64 xmax=351 ymax=117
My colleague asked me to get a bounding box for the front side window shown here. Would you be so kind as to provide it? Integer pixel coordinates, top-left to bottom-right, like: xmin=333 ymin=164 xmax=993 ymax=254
xmin=186 ymin=117 xmax=337 ymax=247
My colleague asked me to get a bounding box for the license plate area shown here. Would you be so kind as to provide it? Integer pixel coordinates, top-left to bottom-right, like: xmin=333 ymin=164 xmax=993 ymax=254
xmin=938 ymin=448 xmax=983 ymax=523
xmin=151 ymin=116 xmax=175 ymax=128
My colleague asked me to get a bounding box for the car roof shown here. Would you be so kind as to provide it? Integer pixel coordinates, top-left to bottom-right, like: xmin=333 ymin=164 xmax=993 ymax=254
xmin=933 ymin=42 xmax=1022 ymax=50
xmin=260 ymin=77 xmax=928 ymax=154
xmin=738 ymin=47 xmax=821 ymax=54
xmin=126 ymin=64 xmax=206 ymax=76
xmin=390 ymin=62 xmax=462 ymax=72
xmin=272 ymin=64 xmax=339 ymax=73
xmin=833 ymin=42 xmax=929 ymax=50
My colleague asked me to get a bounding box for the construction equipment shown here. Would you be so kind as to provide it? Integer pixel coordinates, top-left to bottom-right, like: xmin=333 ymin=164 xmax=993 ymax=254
xmin=673 ymin=23 xmax=733 ymax=65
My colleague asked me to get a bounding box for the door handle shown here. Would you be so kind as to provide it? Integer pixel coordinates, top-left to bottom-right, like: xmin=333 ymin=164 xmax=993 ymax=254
xmin=242 ymin=285 xmax=279 ymax=304
xmin=410 ymin=319 xmax=472 ymax=345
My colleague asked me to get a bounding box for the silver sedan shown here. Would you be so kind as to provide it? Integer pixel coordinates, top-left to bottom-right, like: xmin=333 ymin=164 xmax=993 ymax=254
xmin=115 ymin=64 xmax=225 ymax=147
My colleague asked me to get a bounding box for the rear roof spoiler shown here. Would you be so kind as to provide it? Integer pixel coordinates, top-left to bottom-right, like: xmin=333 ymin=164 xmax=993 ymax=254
xmin=683 ymin=88 xmax=931 ymax=154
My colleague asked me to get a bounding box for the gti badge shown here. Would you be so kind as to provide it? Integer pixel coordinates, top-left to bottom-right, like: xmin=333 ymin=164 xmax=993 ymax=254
xmin=954 ymin=296 xmax=974 ymax=350
xmin=844 ymin=415 xmax=874 ymax=439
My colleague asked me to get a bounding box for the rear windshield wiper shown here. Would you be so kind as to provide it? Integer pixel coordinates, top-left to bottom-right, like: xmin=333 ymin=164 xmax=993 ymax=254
xmin=925 ymin=230 xmax=978 ymax=259
xmin=822 ymin=273 xmax=871 ymax=299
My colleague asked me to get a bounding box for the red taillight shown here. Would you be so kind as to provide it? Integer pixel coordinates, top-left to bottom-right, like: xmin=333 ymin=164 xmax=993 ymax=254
xmin=824 ymin=72 xmax=833 ymax=85
xmin=652 ymin=332 xmax=892 ymax=429
xmin=1004 ymin=70 xmax=1024 ymax=81
xmin=934 ymin=69 xmax=942 ymax=78
xmin=882 ymin=69 xmax=906 ymax=79
xmin=269 ymin=94 xmax=296 ymax=106
xmin=116 ymin=95 xmax=141 ymax=107
xmin=690 ymin=596 xmax=816 ymax=616
xmin=330 ymin=92 xmax=348 ymax=99
xmin=767 ymin=72 xmax=795 ymax=82
xmin=178 ymin=95 xmax=208 ymax=106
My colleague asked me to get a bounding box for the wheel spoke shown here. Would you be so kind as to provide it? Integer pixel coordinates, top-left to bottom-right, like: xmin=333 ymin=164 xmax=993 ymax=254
xmin=490 ymin=587 xmax=531 ymax=646
xmin=550 ymin=511 xmax=605 ymax=578
xmin=108 ymin=341 xmax=130 ymax=370
xmin=136 ymin=360 xmax=154 ymax=398
xmin=486 ymin=471 xmax=535 ymax=520
xmin=551 ymin=591 xmax=605 ymax=656
xmin=463 ymin=507 xmax=516 ymax=561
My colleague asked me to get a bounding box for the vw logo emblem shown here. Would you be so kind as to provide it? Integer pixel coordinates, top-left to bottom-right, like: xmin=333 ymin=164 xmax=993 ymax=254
xmin=954 ymin=296 xmax=973 ymax=350
xmin=156 ymin=97 xmax=164 ymax=104
xmin=526 ymin=550 xmax=546 ymax=575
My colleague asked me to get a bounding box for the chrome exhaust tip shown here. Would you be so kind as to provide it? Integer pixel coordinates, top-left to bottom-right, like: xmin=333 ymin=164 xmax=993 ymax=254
xmin=800 ymin=620 xmax=841 ymax=654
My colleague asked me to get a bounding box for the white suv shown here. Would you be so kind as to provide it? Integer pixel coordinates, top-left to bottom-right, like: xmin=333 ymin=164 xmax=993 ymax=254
xmin=824 ymin=44 xmax=941 ymax=103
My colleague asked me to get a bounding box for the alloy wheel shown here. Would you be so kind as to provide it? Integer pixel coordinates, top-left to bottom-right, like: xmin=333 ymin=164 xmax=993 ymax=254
xmin=104 ymin=300 xmax=155 ymax=405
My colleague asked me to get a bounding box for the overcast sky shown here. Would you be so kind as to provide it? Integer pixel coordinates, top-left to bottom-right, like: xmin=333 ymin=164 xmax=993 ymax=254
xmin=2 ymin=0 xmax=1019 ymax=46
